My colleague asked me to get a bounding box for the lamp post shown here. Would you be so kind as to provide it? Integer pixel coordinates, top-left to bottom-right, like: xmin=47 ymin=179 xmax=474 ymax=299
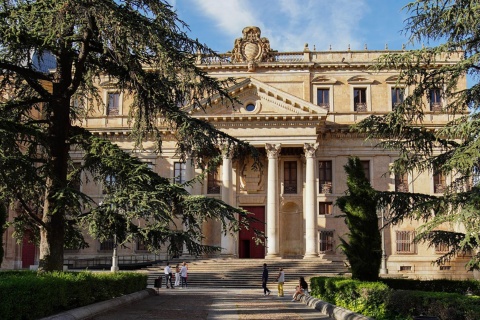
xmin=111 ymin=233 xmax=119 ymax=272
xmin=379 ymin=207 xmax=388 ymax=275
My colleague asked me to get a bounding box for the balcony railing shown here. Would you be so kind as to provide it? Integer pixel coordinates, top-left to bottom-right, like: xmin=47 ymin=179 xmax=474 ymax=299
xmin=355 ymin=103 xmax=367 ymax=112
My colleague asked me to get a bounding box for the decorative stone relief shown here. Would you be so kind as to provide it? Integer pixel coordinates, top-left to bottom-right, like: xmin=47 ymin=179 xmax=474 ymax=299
xmin=239 ymin=158 xmax=265 ymax=192
xmin=231 ymin=26 xmax=273 ymax=71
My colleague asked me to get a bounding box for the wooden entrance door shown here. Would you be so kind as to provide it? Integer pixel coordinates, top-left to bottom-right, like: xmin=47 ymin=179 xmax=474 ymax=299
xmin=21 ymin=230 xmax=36 ymax=268
xmin=239 ymin=206 xmax=265 ymax=258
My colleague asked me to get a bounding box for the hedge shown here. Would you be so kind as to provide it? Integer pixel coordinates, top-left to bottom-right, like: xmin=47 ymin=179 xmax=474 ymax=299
xmin=0 ymin=270 xmax=147 ymax=320
xmin=310 ymin=276 xmax=480 ymax=320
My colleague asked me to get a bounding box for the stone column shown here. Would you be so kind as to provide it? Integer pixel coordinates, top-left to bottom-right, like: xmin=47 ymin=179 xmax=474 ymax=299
xmin=265 ymin=143 xmax=281 ymax=258
xmin=181 ymin=154 xmax=195 ymax=258
xmin=304 ymin=143 xmax=319 ymax=258
xmin=221 ymin=148 xmax=236 ymax=256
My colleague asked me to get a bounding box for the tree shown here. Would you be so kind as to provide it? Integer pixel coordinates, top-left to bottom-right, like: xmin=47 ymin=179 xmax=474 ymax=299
xmin=336 ymin=157 xmax=382 ymax=281
xmin=355 ymin=0 xmax=480 ymax=270
xmin=0 ymin=0 xmax=259 ymax=272
xmin=0 ymin=203 xmax=6 ymax=267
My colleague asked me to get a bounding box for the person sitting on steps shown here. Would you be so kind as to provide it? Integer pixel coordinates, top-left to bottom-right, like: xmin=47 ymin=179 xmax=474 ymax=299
xmin=291 ymin=276 xmax=308 ymax=302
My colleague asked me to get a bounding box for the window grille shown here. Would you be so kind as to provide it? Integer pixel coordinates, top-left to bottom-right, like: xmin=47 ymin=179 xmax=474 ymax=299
xmin=396 ymin=231 xmax=415 ymax=254
xmin=319 ymin=230 xmax=334 ymax=253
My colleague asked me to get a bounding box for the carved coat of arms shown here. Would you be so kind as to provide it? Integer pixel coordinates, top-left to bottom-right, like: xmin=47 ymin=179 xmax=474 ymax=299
xmin=231 ymin=26 xmax=273 ymax=71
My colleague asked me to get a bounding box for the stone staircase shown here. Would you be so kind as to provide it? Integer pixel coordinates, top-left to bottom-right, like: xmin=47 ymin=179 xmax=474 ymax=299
xmin=143 ymin=258 xmax=348 ymax=290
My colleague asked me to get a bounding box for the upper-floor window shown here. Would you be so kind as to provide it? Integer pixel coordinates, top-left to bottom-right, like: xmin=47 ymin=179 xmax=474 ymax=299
xmin=284 ymin=161 xmax=297 ymax=194
xmin=318 ymin=160 xmax=332 ymax=194
xmin=354 ymin=88 xmax=367 ymax=112
xmin=319 ymin=202 xmax=333 ymax=215
xmin=317 ymin=88 xmax=330 ymax=109
xmin=429 ymin=88 xmax=442 ymax=111
xmin=361 ymin=160 xmax=370 ymax=182
xmin=174 ymin=162 xmax=186 ymax=184
xmin=396 ymin=231 xmax=415 ymax=254
xmin=207 ymin=167 xmax=221 ymax=194
xmin=103 ymin=175 xmax=116 ymax=194
xmin=391 ymin=87 xmax=404 ymax=109
xmin=107 ymin=93 xmax=120 ymax=116
xmin=395 ymin=173 xmax=409 ymax=192
xmin=319 ymin=230 xmax=335 ymax=253
xmin=433 ymin=168 xmax=446 ymax=193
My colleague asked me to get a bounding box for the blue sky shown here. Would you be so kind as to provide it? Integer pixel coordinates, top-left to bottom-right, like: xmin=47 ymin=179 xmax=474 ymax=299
xmin=171 ymin=0 xmax=414 ymax=53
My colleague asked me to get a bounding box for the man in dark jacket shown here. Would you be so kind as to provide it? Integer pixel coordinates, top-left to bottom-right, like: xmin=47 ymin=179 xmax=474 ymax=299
xmin=262 ymin=263 xmax=271 ymax=295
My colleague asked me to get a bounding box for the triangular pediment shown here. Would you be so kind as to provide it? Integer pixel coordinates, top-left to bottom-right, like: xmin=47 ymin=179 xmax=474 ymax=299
xmin=188 ymin=78 xmax=328 ymax=117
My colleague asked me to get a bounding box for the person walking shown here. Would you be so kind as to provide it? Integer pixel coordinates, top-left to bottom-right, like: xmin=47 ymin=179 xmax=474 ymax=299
xmin=164 ymin=262 xmax=174 ymax=289
xmin=174 ymin=263 xmax=181 ymax=287
xmin=180 ymin=261 xmax=188 ymax=288
xmin=276 ymin=267 xmax=285 ymax=297
xmin=262 ymin=263 xmax=271 ymax=296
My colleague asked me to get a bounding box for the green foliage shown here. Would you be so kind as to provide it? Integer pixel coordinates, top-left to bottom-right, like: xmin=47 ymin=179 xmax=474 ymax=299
xmin=354 ymin=0 xmax=480 ymax=269
xmin=381 ymin=278 xmax=480 ymax=295
xmin=0 ymin=0 xmax=259 ymax=271
xmin=310 ymin=276 xmax=391 ymax=319
xmin=336 ymin=157 xmax=382 ymax=281
xmin=310 ymin=276 xmax=480 ymax=320
xmin=0 ymin=270 xmax=147 ymax=320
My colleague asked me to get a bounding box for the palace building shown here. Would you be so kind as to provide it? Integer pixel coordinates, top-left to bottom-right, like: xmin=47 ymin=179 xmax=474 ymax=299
xmin=2 ymin=26 xmax=476 ymax=280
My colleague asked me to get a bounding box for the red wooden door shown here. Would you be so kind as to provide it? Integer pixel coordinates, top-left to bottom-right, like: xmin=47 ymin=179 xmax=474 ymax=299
xmin=21 ymin=230 xmax=36 ymax=268
xmin=239 ymin=206 xmax=265 ymax=258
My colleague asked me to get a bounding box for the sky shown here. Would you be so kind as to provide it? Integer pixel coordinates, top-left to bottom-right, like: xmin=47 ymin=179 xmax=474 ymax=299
xmin=170 ymin=0 xmax=416 ymax=54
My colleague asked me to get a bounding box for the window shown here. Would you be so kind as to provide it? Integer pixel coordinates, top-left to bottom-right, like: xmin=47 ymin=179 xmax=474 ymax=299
xmin=354 ymin=88 xmax=367 ymax=111
xmin=319 ymin=202 xmax=333 ymax=215
xmin=174 ymin=162 xmax=186 ymax=184
xmin=395 ymin=173 xmax=408 ymax=192
xmin=317 ymin=89 xmax=330 ymax=108
xmin=434 ymin=242 xmax=449 ymax=254
xmin=318 ymin=160 xmax=332 ymax=194
xmin=100 ymin=238 xmax=114 ymax=251
xmin=245 ymin=103 xmax=256 ymax=112
xmin=319 ymin=230 xmax=334 ymax=253
xmin=69 ymin=162 xmax=82 ymax=192
xmin=391 ymin=87 xmax=404 ymax=109
xmin=433 ymin=167 xmax=446 ymax=193
xmin=284 ymin=161 xmax=297 ymax=194
xmin=396 ymin=231 xmax=415 ymax=254
xmin=429 ymin=89 xmax=442 ymax=111
xmin=207 ymin=167 xmax=221 ymax=194
xmin=361 ymin=160 xmax=370 ymax=182
xmin=103 ymin=175 xmax=116 ymax=194
xmin=107 ymin=93 xmax=120 ymax=116
xmin=136 ymin=238 xmax=148 ymax=251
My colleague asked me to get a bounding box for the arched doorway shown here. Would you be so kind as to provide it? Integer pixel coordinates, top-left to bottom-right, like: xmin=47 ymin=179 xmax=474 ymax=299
xmin=239 ymin=206 xmax=265 ymax=258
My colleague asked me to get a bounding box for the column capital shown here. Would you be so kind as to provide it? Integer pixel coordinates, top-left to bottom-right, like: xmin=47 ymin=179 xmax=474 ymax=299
xmin=303 ymin=143 xmax=319 ymax=158
xmin=221 ymin=146 xmax=234 ymax=159
xmin=265 ymin=143 xmax=281 ymax=159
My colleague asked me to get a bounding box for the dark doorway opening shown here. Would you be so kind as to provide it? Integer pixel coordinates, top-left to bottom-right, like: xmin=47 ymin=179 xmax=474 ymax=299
xmin=239 ymin=206 xmax=265 ymax=258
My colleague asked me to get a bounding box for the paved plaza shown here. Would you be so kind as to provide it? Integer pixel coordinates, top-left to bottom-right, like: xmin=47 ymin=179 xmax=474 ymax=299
xmin=88 ymin=288 xmax=334 ymax=320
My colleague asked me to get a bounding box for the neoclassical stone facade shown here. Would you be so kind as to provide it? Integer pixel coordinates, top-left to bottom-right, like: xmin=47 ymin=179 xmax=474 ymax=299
xmin=2 ymin=26 xmax=476 ymax=280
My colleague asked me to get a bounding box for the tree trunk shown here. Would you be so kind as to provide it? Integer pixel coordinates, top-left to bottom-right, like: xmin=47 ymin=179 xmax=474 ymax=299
xmin=38 ymin=81 xmax=71 ymax=271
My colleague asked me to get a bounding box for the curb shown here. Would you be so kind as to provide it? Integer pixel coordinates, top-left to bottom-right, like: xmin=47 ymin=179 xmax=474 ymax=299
xmin=299 ymin=294 xmax=373 ymax=320
xmin=39 ymin=289 xmax=155 ymax=320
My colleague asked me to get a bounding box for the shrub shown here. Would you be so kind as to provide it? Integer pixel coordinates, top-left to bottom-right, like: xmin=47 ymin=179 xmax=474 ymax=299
xmin=310 ymin=276 xmax=480 ymax=320
xmin=0 ymin=270 xmax=147 ymax=320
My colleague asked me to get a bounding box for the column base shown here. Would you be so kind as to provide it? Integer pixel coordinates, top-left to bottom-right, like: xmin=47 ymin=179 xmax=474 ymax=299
xmin=303 ymin=253 xmax=319 ymax=259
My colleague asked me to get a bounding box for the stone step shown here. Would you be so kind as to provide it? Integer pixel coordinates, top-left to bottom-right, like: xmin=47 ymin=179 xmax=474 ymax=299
xmin=143 ymin=258 xmax=348 ymax=288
